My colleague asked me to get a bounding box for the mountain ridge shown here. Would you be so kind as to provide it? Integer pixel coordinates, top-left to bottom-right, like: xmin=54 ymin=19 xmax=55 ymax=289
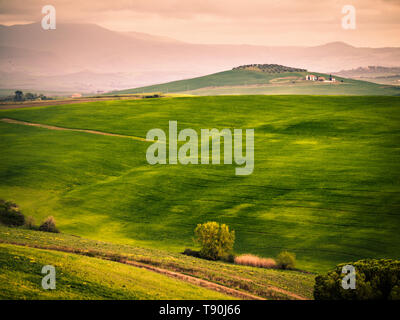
xmin=1 ymin=22 xmax=400 ymax=92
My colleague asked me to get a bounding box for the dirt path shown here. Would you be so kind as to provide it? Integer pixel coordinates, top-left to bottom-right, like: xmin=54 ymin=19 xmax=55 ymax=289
xmin=225 ymin=273 xmax=307 ymax=301
xmin=263 ymin=284 xmax=306 ymax=300
xmin=1 ymin=118 xmax=153 ymax=142
xmin=0 ymin=240 xmax=308 ymax=300
xmin=123 ymin=260 xmax=307 ymax=300
xmin=121 ymin=260 xmax=265 ymax=300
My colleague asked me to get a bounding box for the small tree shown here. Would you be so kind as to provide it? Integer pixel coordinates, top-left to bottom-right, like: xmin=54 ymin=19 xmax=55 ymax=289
xmin=24 ymin=216 xmax=36 ymax=229
xmin=14 ymin=90 xmax=24 ymax=101
xmin=194 ymin=221 xmax=235 ymax=260
xmin=39 ymin=216 xmax=59 ymax=233
xmin=277 ymin=251 xmax=296 ymax=269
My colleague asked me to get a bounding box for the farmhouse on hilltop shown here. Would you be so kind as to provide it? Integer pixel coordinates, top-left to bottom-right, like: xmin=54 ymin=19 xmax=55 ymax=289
xmin=306 ymin=74 xmax=336 ymax=82
xmin=306 ymin=74 xmax=317 ymax=81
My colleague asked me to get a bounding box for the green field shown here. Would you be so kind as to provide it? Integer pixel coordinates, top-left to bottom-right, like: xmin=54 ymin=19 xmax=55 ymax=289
xmin=0 ymin=242 xmax=233 ymax=300
xmin=0 ymin=225 xmax=315 ymax=299
xmin=111 ymin=69 xmax=400 ymax=96
xmin=1 ymin=95 xmax=400 ymax=273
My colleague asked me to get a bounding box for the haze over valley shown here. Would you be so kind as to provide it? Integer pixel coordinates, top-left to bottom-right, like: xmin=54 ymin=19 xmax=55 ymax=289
xmin=1 ymin=22 xmax=400 ymax=93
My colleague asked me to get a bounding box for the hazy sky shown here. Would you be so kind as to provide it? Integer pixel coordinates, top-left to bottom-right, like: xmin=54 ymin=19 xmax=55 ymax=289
xmin=0 ymin=0 xmax=399 ymax=47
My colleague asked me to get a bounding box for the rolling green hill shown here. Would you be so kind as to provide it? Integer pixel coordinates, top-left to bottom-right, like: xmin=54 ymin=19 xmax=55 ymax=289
xmin=110 ymin=66 xmax=400 ymax=96
xmin=1 ymin=95 xmax=400 ymax=273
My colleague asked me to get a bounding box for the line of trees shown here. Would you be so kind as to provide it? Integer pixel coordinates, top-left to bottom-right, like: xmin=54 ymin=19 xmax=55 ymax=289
xmin=0 ymin=90 xmax=53 ymax=102
xmin=233 ymin=64 xmax=307 ymax=73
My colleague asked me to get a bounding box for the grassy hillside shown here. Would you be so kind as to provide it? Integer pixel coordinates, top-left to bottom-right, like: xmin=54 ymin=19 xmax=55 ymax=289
xmin=1 ymin=96 xmax=400 ymax=273
xmin=0 ymin=225 xmax=315 ymax=299
xmin=0 ymin=242 xmax=233 ymax=300
xmin=110 ymin=69 xmax=400 ymax=96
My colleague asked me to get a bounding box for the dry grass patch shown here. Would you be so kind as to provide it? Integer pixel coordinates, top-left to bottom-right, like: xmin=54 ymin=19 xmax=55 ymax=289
xmin=234 ymin=254 xmax=276 ymax=269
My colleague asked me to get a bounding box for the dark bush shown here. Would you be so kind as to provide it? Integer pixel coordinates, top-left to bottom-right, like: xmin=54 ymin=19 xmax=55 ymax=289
xmin=38 ymin=216 xmax=59 ymax=233
xmin=0 ymin=200 xmax=25 ymax=226
xmin=314 ymin=259 xmax=400 ymax=300
xmin=144 ymin=94 xmax=161 ymax=99
xmin=221 ymin=253 xmax=236 ymax=263
xmin=182 ymin=248 xmax=201 ymax=258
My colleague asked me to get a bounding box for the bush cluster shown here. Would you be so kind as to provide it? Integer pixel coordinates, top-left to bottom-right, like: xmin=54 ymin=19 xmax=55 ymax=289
xmin=0 ymin=199 xmax=59 ymax=233
xmin=314 ymin=259 xmax=400 ymax=300
xmin=191 ymin=222 xmax=297 ymax=269
xmin=0 ymin=200 xmax=25 ymax=226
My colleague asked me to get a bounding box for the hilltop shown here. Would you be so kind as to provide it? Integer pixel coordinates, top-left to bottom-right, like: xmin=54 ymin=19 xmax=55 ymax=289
xmin=110 ymin=66 xmax=400 ymax=96
xmin=232 ymin=64 xmax=307 ymax=73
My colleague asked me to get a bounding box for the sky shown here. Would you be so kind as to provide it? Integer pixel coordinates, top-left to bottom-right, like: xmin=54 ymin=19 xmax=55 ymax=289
xmin=0 ymin=0 xmax=399 ymax=47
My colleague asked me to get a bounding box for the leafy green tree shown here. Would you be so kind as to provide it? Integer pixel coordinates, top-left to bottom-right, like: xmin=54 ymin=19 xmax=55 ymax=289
xmin=276 ymin=251 xmax=296 ymax=269
xmin=194 ymin=221 xmax=235 ymax=260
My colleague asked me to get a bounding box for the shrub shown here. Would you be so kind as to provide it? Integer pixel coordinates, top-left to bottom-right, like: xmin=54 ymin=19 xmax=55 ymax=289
xmin=235 ymin=254 xmax=276 ymax=268
xmin=276 ymin=251 xmax=296 ymax=269
xmin=194 ymin=221 xmax=235 ymax=261
xmin=38 ymin=216 xmax=59 ymax=233
xmin=221 ymin=253 xmax=236 ymax=263
xmin=0 ymin=200 xmax=25 ymax=226
xmin=182 ymin=248 xmax=201 ymax=258
xmin=24 ymin=216 xmax=37 ymax=230
xmin=314 ymin=259 xmax=400 ymax=300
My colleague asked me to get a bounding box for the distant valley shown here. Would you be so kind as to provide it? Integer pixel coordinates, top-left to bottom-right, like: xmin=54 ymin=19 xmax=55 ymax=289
xmin=1 ymin=23 xmax=400 ymax=93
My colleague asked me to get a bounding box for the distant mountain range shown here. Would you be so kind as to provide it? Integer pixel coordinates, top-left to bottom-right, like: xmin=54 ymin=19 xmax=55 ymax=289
xmin=1 ymin=23 xmax=400 ymax=93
